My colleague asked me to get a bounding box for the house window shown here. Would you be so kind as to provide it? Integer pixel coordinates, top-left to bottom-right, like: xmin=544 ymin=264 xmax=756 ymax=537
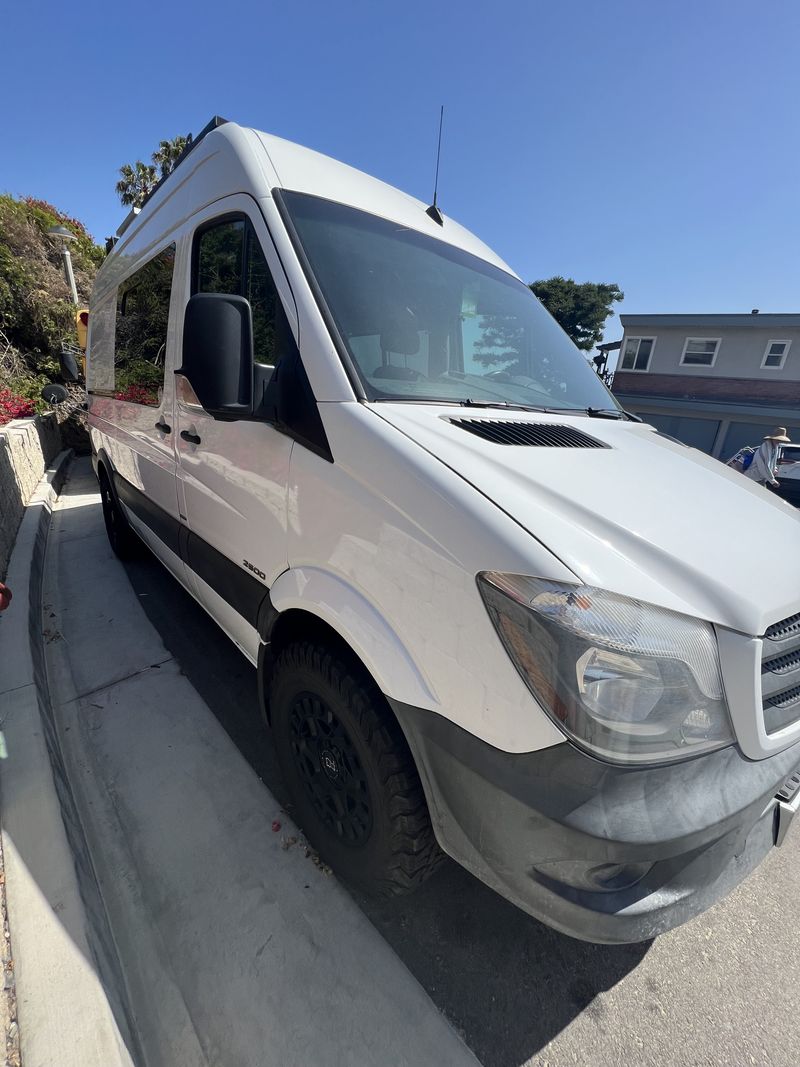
xmin=761 ymin=339 xmax=791 ymax=370
xmin=680 ymin=337 xmax=720 ymax=367
xmin=620 ymin=336 xmax=655 ymax=371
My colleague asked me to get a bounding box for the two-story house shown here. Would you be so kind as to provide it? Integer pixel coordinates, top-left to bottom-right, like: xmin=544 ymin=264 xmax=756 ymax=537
xmin=611 ymin=312 xmax=800 ymax=460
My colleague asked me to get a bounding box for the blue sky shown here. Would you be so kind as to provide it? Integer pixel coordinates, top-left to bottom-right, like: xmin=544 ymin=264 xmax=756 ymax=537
xmin=5 ymin=0 xmax=800 ymax=357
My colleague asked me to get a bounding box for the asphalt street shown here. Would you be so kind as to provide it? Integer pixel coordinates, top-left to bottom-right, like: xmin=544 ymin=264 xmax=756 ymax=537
xmin=118 ymin=527 xmax=800 ymax=1067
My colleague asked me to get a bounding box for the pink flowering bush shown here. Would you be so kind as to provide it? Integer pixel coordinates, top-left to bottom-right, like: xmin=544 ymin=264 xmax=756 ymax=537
xmin=0 ymin=388 xmax=35 ymax=426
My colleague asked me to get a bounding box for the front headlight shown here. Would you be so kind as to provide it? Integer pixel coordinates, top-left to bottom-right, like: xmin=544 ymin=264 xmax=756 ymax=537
xmin=478 ymin=572 xmax=733 ymax=765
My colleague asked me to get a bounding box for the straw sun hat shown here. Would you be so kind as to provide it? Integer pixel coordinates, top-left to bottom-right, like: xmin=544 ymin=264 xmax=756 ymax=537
xmin=764 ymin=427 xmax=791 ymax=442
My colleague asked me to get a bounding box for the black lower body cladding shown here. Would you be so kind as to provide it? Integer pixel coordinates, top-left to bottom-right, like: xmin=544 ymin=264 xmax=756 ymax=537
xmin=389 ymin=699 xmax=800 ymax=944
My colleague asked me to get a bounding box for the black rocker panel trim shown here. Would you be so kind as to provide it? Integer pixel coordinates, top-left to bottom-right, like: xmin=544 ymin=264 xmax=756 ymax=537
xmin=184 ymin=530 xmax=268 ymax=627
xmin=112 ymin=470 xmax=270 ymax=627
xmin=113 ymin=471 xmax=182 ymax=557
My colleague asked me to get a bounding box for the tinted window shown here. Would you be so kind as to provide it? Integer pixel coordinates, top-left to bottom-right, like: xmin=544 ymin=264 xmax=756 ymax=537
xmin=197 ymin=219 xmax=244 ymax=295
xmin=245 ymin=225 xmax=278 ymax=365
xmin=195 ymin=217 xmax=279 ymax=366
xmin=114 ymin=245 xmax=175 ymax=405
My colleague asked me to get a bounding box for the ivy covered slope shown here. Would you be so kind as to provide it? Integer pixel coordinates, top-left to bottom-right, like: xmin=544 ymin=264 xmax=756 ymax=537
xmin=0 ymin=195 xmax=104 ymax=419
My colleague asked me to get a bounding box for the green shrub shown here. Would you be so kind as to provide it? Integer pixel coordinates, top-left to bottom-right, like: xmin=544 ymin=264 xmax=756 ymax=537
xmin=115 ymin=358 xmax=163 ymax=393
xmin=6 ymin=372 xmax=48 ymax=412
xmin=0 ymin=194 xmax=104 ymax=375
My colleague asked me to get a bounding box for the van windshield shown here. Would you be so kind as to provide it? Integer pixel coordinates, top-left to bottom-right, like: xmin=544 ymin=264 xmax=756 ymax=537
xmin=280 ymin=191 xmax=619 ymax=411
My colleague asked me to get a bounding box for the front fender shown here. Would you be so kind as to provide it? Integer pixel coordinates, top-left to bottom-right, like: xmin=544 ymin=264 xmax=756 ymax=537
xmin=268 ymin=567 xmax=438 ymax=711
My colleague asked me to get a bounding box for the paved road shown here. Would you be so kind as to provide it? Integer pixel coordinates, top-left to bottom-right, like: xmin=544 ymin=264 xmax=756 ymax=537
xmin=69 ymin=464 xmax=800 ymax=1066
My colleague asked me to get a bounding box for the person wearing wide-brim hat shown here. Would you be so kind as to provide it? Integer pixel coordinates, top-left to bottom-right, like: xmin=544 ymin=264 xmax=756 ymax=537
xmin=743 ymin=426 xmax=791 ymax=487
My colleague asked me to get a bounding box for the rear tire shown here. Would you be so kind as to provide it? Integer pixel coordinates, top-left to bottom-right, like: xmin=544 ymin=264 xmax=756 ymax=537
xmin=98 ymin=469 xmax=140 ymax=560
xmin=269 ymin=641 xmax=443 ymax=896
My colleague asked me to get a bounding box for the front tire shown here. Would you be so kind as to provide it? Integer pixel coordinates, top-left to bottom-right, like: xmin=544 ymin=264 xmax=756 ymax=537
xmin=269 ymin=641 xmax=442 ymax=896
xmin=98 ymin=469 xmax=140 ymax=560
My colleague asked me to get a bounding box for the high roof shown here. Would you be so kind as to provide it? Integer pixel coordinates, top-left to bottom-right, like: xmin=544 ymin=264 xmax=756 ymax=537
xmin=109 ymin=119 xmax=516 ymax=279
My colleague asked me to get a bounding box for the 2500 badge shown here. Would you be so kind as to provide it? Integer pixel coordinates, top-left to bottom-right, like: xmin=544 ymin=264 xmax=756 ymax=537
xmin=243 ymin=560 xmax=266 ymax=581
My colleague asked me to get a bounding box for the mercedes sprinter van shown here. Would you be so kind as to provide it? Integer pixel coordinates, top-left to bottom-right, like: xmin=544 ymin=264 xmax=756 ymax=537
xmin=85 ymin=118 xmax=800 ymax=942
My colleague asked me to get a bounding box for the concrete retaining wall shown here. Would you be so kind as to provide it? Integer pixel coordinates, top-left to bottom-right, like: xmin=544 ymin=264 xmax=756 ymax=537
xmin=0 ymin=414 xmax=62 ymax=578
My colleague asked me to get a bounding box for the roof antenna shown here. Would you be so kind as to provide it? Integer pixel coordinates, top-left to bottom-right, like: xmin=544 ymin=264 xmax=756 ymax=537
xmin=426 ymin=106 xmax=445 ymax=226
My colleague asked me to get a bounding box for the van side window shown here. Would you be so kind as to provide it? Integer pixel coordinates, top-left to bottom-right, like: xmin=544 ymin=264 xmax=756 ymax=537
xmin=194 ymin=217 xmax=279 ymax=366
xmin=114 ymin=245 xmax=175 ymax=406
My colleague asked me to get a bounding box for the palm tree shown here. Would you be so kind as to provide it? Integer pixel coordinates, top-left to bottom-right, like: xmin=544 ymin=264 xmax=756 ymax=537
xmin=151 ymin=135 xmax=191 ymax=180
xmin=115 ymin=161 xmax=158 ymax=208
xmin=114 ymin=133 xmax=193 ymax=208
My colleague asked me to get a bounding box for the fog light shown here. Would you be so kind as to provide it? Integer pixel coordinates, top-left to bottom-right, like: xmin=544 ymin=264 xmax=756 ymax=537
xmin=532 ymin=858 xmax=653 ymax=893
xmin=586 ymin=861 xmax=652 ymax=892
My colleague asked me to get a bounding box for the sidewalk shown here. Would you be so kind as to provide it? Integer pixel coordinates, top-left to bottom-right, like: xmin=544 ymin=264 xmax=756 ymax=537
xmin=0 ymin=450 xmax=135 ymax=1067
xmin=3 ymin=455 xmax=477 ymax=1067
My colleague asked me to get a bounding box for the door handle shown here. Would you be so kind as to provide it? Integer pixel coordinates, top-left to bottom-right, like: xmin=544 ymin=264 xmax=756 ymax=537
xmin=180 ymin=429 xmax=202 ymax=445
xmin=155 ymin=418 xmax=172 ymax=434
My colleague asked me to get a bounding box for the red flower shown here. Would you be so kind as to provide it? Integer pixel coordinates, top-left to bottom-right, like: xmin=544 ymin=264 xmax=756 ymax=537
xmin=114 ymin=384 xmax=158 ymax=406
xmin=0 ymin=389 xmax=35 ymax=426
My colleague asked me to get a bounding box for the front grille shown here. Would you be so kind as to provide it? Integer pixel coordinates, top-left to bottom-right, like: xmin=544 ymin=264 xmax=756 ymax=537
xmin=777 ymin=770 xmax=800 ymax=804
xmin=762 ymin=610 xmax=800 ymax=734
xmin=763 ymin=648 xmax=800 ymax=675
xmin=769 ymin=684 xmax=800 ymax=709
xmin=766 ymin=612 xmax=800 ymax=642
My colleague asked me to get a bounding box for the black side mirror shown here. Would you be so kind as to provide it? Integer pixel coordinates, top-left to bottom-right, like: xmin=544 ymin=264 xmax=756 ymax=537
xmin=178 ymin=293 xmax=257 ymax=418
xmin=59 ymin=349 xmax=81 ymax=382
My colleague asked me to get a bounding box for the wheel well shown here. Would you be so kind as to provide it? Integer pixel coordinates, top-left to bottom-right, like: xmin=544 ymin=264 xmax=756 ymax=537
xmin=262 ymin=609 xmax=401 ymax=737
xmin=266 ymin=616 xmax=444 ymax=891
xmin=95 ymin=454 xmax=113 ymax=492
xmin=266 ymin=610 xmax=371 ymax=691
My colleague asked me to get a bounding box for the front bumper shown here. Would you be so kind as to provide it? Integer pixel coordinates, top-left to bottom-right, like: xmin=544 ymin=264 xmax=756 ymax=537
xmin=391 ymin=699 xmax=800 ymax=944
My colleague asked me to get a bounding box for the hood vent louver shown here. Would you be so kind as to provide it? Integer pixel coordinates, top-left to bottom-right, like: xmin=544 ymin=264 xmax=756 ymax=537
xmin=449 ymin=418 xmax=609 ymax=448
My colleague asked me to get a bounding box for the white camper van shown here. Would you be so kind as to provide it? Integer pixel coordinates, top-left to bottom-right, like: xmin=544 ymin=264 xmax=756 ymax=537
xmin=85 ymin=117 xmax=800 ymax=943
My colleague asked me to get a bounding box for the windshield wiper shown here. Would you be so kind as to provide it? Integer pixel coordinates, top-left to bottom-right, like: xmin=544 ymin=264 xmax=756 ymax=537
xmin=460 ymin=399 xmax=551 ymax=412
xmin=372 ymin=397 xmax=612 ymax=416
xmin=586 ymin=407 xmax=642 ymax=422
xmin=547 ymin=406 xmax=641 ymax=422
xmin=583 ymin=407 xmax=626 ymax=420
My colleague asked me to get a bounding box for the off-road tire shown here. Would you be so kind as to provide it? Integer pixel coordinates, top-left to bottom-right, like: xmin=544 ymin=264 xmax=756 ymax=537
xmin=99 ymin=469 xmax=140 ymax=560
xmin=270 ymin=641 xmax=443 ymax=896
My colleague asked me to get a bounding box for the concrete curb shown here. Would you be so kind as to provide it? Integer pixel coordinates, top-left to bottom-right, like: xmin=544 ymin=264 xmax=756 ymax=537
xmin=0 ymin=451 xmax=137 ymax=1067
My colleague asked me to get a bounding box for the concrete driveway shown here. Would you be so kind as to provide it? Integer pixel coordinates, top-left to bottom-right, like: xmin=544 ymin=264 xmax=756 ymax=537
xmin=45 ymin=460 xmax=800 ymax=1066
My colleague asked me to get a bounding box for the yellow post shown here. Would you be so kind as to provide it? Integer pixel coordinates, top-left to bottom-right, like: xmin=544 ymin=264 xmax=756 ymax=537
xmin=76 ymin=308 xmax=89 ymax=350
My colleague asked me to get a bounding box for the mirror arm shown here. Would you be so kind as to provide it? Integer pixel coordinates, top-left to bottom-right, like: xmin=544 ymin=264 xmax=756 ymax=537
xmin=252 ymin=363 xmax=275 ymax=420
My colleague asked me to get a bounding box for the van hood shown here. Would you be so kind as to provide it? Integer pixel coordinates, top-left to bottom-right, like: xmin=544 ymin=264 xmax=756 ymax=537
xmin=373 ymin=404 xmax=800 ymax=635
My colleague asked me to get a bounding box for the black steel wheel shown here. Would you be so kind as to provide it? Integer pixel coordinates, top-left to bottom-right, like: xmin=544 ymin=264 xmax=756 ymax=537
xmin=270 ymin=641 xmax=443 ymax=895
xmin=99 ymin=469 xmax=140 ymax=560
xmin=288 ymin=692 xmax=373 ymax=846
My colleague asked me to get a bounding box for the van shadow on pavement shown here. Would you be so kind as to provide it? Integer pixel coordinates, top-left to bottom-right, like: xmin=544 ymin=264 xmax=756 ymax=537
xmin=122 ymin=549 xmax=649 ymax=1067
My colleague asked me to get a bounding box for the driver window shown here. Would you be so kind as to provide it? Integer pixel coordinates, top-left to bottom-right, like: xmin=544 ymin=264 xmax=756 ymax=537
xmin=194 ymin=216 xmax=280 ymax=366
xmin=196 ymin=219 xmax=244 ymax=294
